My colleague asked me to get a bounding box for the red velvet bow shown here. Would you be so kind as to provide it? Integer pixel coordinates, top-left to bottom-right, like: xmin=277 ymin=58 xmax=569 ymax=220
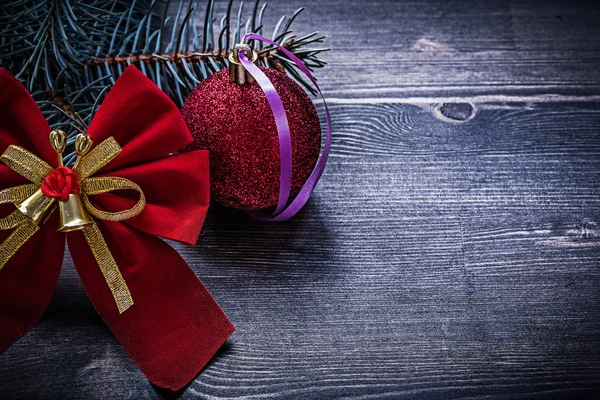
xmin=0 ymin=66 xmax=234 ymax=390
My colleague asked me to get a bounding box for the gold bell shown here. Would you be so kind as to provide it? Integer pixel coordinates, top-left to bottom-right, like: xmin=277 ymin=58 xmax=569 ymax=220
xmin=57 ymin=193 xmax=93 ymax=232
xmin=16 ymin=129 xmax=68 ymax=226
xmin=58 ymin=133 xmax=94 ymax=233
xmin=17 ymin=188 xmax=55 ymax=226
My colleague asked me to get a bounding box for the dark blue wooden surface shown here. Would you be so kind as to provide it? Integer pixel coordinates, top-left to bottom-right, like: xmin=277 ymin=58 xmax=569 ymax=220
xmin=1 ymin=0 xmax=600 ymax=398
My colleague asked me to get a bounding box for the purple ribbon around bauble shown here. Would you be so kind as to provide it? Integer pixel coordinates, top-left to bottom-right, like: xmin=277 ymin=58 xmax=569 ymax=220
xmin=239 ymin=33 xmax=332 ymax=221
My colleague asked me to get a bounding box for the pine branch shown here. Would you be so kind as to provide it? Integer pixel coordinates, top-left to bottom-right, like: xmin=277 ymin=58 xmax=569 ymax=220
xmin=0 ymin=0 xmax=329 ymax=162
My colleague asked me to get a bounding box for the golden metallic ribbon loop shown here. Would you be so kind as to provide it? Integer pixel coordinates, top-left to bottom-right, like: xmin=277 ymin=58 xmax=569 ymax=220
xmin=0 ymin=146 xmax=53 ymax=183
xmin=0 ymin=211 xmax=39 ymax=271
xmin=0 ymin=136 xmax=145 ymax=313
xmin=0 ymin=184 xmax=46 ymax=271
xmin=0 ymin=209 xmax=31 ymax=230
xmin=81 ymin=177 xmax=146 ymax=222
xmin=75 ymin=137 xmax=121 ymax=179
xmin=83 ymin=223 xmax=134 ymax=313
xmin=0 ymin=184 xmax=39 ymax=206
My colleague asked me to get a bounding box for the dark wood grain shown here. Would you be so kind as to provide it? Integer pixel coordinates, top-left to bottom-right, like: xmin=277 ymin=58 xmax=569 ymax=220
xmin=276 ymin=0 xmax=600 ymax=99
xmin=2 ymin=0 xmax=600 ymax=399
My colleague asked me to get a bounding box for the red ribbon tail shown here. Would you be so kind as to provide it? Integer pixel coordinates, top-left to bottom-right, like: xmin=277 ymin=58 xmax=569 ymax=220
xmin=0 ymin=217 xmax=64 ymax=351
xmin=67 ymin=220 xmax=234 ymax=390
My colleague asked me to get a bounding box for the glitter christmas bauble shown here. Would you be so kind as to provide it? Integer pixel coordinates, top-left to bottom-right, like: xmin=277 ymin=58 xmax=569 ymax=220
xmin=181 ymin=67 xmax=321 ymax=210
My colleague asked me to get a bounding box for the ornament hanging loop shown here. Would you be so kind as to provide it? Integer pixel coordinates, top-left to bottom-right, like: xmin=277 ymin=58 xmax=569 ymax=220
xmin=228 ymin=43 xmax=258 ymax=85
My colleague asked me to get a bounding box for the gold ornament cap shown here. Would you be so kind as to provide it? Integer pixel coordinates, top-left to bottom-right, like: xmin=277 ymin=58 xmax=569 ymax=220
xmin=228 ymin=43 xmax=258 ymax=85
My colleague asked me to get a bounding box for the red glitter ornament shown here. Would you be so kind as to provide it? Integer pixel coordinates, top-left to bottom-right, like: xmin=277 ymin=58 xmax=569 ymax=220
xmin=181 ymin=67 xmax=321 ymax=210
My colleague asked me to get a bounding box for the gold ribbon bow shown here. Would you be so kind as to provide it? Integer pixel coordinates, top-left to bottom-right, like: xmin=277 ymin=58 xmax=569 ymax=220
xmin=0 ymin=131 xmax=145 ymax=313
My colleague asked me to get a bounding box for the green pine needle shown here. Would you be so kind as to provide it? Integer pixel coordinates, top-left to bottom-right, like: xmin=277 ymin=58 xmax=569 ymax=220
xmin=0 ymin=0 xmax=329 ymax=162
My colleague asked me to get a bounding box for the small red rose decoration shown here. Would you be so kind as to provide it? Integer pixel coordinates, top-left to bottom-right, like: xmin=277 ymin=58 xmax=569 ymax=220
xmin=41 ymin=166 xmax=80 ymax=202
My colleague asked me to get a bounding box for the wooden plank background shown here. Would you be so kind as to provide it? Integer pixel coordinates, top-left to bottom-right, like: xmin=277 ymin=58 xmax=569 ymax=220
xmin=1 ymin=0 xmax=600 ymax=398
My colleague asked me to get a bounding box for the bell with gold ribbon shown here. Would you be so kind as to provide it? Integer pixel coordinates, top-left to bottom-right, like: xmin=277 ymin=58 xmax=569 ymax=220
xmin=0 ymin=129 xmax=145 ymax=313
xmin=16 ymin=129 xmax=95 ymax=233
xmin=56 ymin=132 xmax=94 ymax=232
